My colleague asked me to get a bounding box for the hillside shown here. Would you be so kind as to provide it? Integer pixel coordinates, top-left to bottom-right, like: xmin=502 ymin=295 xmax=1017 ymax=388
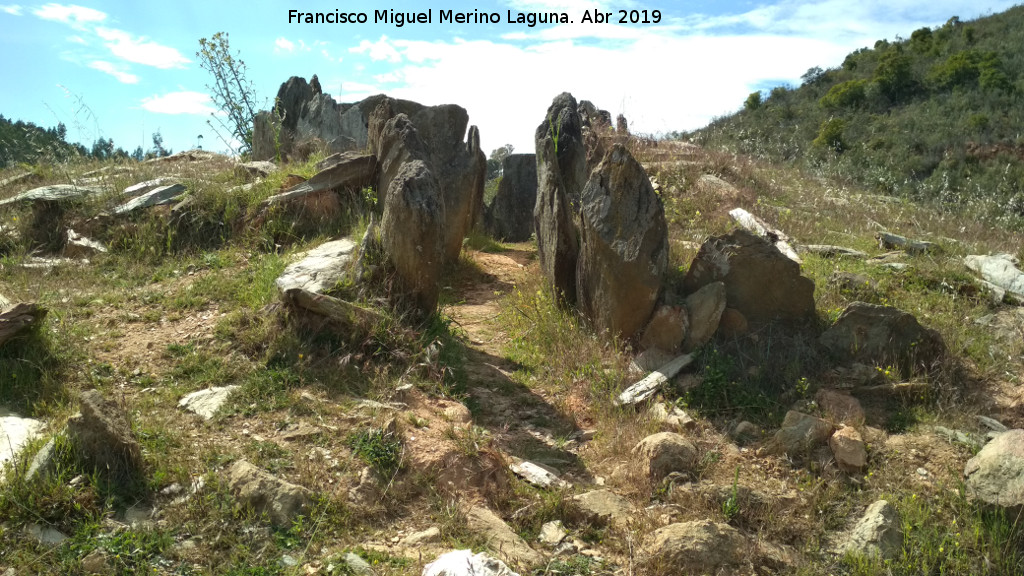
xmin=695 ymin=6 xmax=1024 ymax=226
xmin=0 ymin=103 xmax=1023 ymax=576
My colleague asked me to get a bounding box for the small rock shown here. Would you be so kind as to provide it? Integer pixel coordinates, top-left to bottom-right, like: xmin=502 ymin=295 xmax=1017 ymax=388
xmin=573 ymin=489 xmax=635 ymax=527
xmin=66 ymin=390 xmax=144 ymax=483
xmin=402 ymin=526 xmax=441 ymax=546
xmin=732 ymin=421 xmax=760 ymax=442
xmin=343 ymin=552 xmax=375 ymax=576
xmin=539 ymin=520 xmax=567 ymax=545
xmin=423 ymin=550 xmax=520 ymax=576
xmin=650 ymin=402 xmax=696 ymax=431
xmin=0 ymin=409 xmax=45 ymax=478
xmin=816 ymin=389 xmax=865 ymax=425
xmin=829 ymin=427 xmax=867 ymax=473
xmin=466 ymin=505 xmax=544 ymax=567
xmin=633 ymin=432 xmax=698 ymax=481
xmin=770 ymin=411 xmax=835 ymax=456
xmin=640 ymin=520 xmax=747 ymax=573
xmin=682 ymin=281 xmax=726 ymax=352
xmin=225 ymin=459 xmax=312 ymax=526
xmin=964 ymin=429 xmax=1024 ymax=510
xmin=24 ymin=436 xmax=56 ymax=482
xmin=510 ymin=460 xmax=567 ymax=489
xmin=26 ymin=523 xmax=68 ymax=546
xmin=842 ymin=500 xmax=903 ymax=560
xmin=348 ymin=467 xmax=382 ymax=506
xmin=81 ymin=549 xmax=111 ymax=573
xmin=178 ymin=385 xmax=239 ymax=420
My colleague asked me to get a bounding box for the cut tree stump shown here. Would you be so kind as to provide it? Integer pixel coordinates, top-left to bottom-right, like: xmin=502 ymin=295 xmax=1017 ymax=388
xmin=616 ymin=352 xmax=695 ymax=406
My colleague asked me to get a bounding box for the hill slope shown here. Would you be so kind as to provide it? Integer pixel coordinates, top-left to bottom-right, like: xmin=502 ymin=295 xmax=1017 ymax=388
xmin=695 ymin=6 xmax=1024 ymax=225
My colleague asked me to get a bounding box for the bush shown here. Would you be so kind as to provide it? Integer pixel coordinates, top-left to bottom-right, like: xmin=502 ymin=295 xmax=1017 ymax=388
xmin=744 ymin=91 xmax=763 ymax=111
xmin=874 ymin=49 xmax=916 ymax=101
xmin=820 ymin=80 xmax=868 ymax=109
xmin=813 ymin=118 xmax=848 ymax=153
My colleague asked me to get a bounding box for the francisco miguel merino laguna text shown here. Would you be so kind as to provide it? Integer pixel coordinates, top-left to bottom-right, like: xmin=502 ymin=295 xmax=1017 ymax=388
xmin=287 ymin=8 xmax=662 ymax=27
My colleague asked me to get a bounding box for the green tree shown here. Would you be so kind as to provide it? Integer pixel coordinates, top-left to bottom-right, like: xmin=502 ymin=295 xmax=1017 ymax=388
xmin=819 ymin=80 xmax=868 ymax=109
xmin=874 ymin=49 xmax=915 ymax=101
xmin=197 ymin=32 xmax=259 ymax=155
xmin=744 ymin=91 xmax=762 ymax=111
xmin=812 ymin=118 xmax=847 ymax=153
xmin=486 ymin=144 xmax=514 ymax=180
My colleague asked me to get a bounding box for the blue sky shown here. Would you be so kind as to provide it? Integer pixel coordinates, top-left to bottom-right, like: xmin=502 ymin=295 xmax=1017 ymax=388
xmin=0 ymin=0 xmax=1019 ymax=156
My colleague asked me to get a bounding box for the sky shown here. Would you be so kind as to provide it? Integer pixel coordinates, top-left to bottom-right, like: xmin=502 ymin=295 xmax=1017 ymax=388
xmin=0 ymin=0 xmax=1019 ymax=156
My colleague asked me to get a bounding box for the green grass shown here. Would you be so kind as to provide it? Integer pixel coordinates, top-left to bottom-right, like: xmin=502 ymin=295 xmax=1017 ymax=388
xmin=346 ymin=428 xmax=403 ymax=476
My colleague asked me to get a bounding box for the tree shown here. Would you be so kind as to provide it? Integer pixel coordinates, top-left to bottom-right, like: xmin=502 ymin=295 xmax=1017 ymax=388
xmin=744 ymin=91 xmax=762 ymax=111
xmin=486 ymin=144 xmax=514 ymax=180
xmin=801 ymin=66 xmax=825 ymax=86
xmin=197 ymin=32 xmax=259 ymax=155
xmin=131 ymin=146 xmax=144 ymax=162
xmin=874 ymin=49 xmax=915 ymax=101
xmin=151 ymin=131 xmax=171 ymax=157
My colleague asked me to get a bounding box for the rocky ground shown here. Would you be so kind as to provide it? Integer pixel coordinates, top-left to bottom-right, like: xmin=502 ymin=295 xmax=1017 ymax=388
xmin=0 ymin=128 xmax=1023 ymax=576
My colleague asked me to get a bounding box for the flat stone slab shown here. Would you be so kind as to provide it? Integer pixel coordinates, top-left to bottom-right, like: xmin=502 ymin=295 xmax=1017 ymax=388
xmin=114 ymin=184 xmax=187 ymax=214
xmin=122 ymin=177 xmax=175 ymax=198
xmin=0 ymin=184 xmax=103 ymax=206
xmin=275 ymin=239 xmax=356 ymax=295
xmin=179 ymin=385 xmax=239 ymax=420
xmin=510 ymin=459 xmax=567 ymax=489
xmin=965 ymin=254 xmax=1024 ymax=302
xmin=799 ymin=244 xmax=868 ymax=259
xmin=0 ymin=408 xmax=45 ymax=476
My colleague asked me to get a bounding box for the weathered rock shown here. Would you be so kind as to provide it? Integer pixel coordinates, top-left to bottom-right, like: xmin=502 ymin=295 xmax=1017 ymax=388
xmin=842 ymin=500 xmax=903 ymax=560
xmin=964 ymin=429 xmax=1024 ymax=510
xmin=616 ymin=352 xmax=695 ymax=406
xmin=964 ymin=254 xmax=1024 ymax=302
xmin=534 ymin=93 xmax=585 ymax=303
xmin=379 ymin=159 xmax=445 ymax=312
xmin=877 ymin=232 xmax=939 ymax=255
xmin=640 ymin=305 xmax=688 ymax=353
xmin=114 ymin=184 xmax=186 ymax=214
xmin=235 ymin=161 xmax=278 ymax=181
xmin=717 ymin=307 xmax=749 ymax=337
xmin=830 ymin=272 xmax=878 ymax=295
xmin=820 ymin=302 xmax=945 ymax=375
xmin=650 ymin=402 xmax=696 ymax=431
xmin=816 ymin=389 xmax=865 ymax=425
xmin=510 ymin=460 xmax=567 ymax=489
xmin=275 ymin=238 xmax=356 ymax=296
xmin=682 ymin=281 xmax=726 ymax=352
xmin=423 ymin=550 xmax=521 ymax=576
xmin=26 ymin=523 xmax=69 ymax=547
xmin=466 ymin=505 xmax=544 ymax=567
xmin=225 ymin=459 xmax=312 ymax=526
xmin=573 ymin=489 xmax=635 ymax=527
xmin=630 ymin=348 xmax=676 ymax=374
xmin=402 ymin=526 xmax=442 ymax=546
xmin=0 ymin=184 xmax=103 ymax=206
xmin=576 ymin=144 xmax=667 ymax=340
xmin=63 ymin=229 xmax=107 ymax=258
xmin=485 ymin=154 xmax=537 ymax=242
xmin=25 ymin=436 xmax=57 ymax=482
xmin=0 ymin=301 xmax=47 ymax=348
xmin=728 ymin=207 xmax=801 ymax=263
xmin=178 ymin=386 xmax=239 ymax=420
xmin=81 ymin=549 xmax=111 ymax=573
xmin=0 ymin=408 xmax=44 ymax=476
xmin=829 ymin=426 xmax=867 ymax=473
xmin=342 ymin=552 xmax=375 ymax=576
xmin=640 ymin=520 xmax=747 ymax=573
xmin=683 ymin=229 xmax=816 ymax=323
xmin=66 ymin=390 xmax=144 ymax=482
xmin=260 ymin=152 xmax=376 ymax=209
xmin=539 ymin=520 xmax=568 ymax=545
xmin=771 ymin=411 xmax=835 ymax=456
xmin=798 ymin=244 xmax=868 ymax=259
xmin=633 ymin=432 xmax=698 ymax=481
xmin=348 ymin=466 xmax=383 ymax=507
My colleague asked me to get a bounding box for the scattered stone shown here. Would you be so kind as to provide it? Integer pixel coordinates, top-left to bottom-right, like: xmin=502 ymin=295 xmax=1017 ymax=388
xmin=576 ymin=143 xmax=668 ymax=340
xmin=650 ymin=402 xmax=696 ymax=431
xmin=0 ymin=301 xmax=47 ymax=348
xmin=122 ymin=178 xmax=174 ymax=198
xmin=235 ymin=160 xmax=278 ymax=180
xmin=81 ymin=549 xmax=111 ymax=573
xmin=343 ymin=552 xmax=375 ymax=576
xmin=25 ymin=436 xmax=57 ymax=482
xmin=964 ymin=429 xmax=1024 ymax=510
xmin=539 ymin=520 xmax=568 ymax=545
xmin=402 ymin=526 xmax=441 ymax=546
xmin=977 ymin=416 xmax=1008 ymax=433
xmin=633 ymin=432 xmax=698 ymax=481
xmin=696 ymin=175 xmax=741 ymax=204
xmin=876 ymin=232 xmax=939 ymax=255
xmin=26 ymin=523 xmax=69 ymax=546
xmin=510 ymin=460 xmax=567 ymax=489
xmin=717 ymin=307 xmax=749 ymax=337
xmin=616 ymin=352 xmax=695 ymax=406
xmin=534 ymin=93 xmax=586 ymax=303
xmin=0 ymin=184 xmax=103 ymax=206
xmin=975 ymin=308 xmax=1024 ymax=341
xmin=423 ymin=550 xmax=520 ymax=576
xmin=573 ymin=489 xmax=636 ymax=527
xmin=964 ymin=254 xmax=1024 ymax=302
xmin=113 ymin=184 xmax=187 ymax=214
xmin=770 ymin=411 xmax=835 ymax=456
xmin=798 ymin=244 xmax=868 ymax=259
xmin=829 ymin=427 xmax=867 ymax=473
xmin=66 ymin=389 xmax=144 ymax=483
xmin=178 ymin=385 xmax=239 ymax=420
xmin=728 ymin=207 xmax=801 ymax=263
xmin=0 ymin=409 xmax=45 ymax=477
xmin=682 ymin=281 xmax=726 ymax=352
xmin=820 ymin=302 xmax=945 ymax=376
xmin=465 ymin=505 xmax=544 ymax=567
xmin=640 ymin=305 xmax=688 ymax=354
xmin=485 ymin=154 xmax=537 ymax=242
xmin=349 ymin=466 xmax=382 ymax=507
xmin=816 ymin=389 xmax=865 ymax=425
xmin=683 ymin=229 xmax=816 ymax=324
xmin=830 ymin=271 xmax=878 ymax=294
xmin=842 ymin=500 xmax=903 ymax=560
xmin=275 ymin=238 xmax=356 ymax=296
xmin=640 ymin=520 xmax=747 ymax=573
xmin=63 ymin=229 xmax=107 ymax=258
xmin=225 ymin=459 xmax=313 ymax=526
xmin=630 ymin=348 xmax=676 ymax=374
xmin=732 ymin=421 xmax=760 ymax=442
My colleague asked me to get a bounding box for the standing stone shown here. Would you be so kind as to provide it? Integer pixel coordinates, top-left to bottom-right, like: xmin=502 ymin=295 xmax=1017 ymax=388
xmin=534 ymin=93 xmax=586 ymax=303
xmin=66 ymin=390 xmax=144 ymax=483
xmin=682 ymin=281 xmax=727 ymax=352
xmin=576 ymin=144 xmax=668 ymax=340
xmin=820 ymin=302 xmax=945 ymax=376
xmin=485 ymin=154 xmax=537 ymax=242
xmin=683 ymin=229 xmax=816 ymax=323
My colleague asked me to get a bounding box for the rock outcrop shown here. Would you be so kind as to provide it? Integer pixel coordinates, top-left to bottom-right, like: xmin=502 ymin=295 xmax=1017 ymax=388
xmin=964 ymin=429 xmax=1024 ymax=510
xmin=683 ymin=229 xmax=816 ymax=323
xmin=820 ymin=302 xmax=945 ymax=375
xmin=641 ymin=520 xmax=748 ymax=573
xmin=576 ymin=144 xmax=668 ymax=340
xmin=842 ymin=500 xmax=903 ymax=560
xmin=225 ymin=459 xmax=312 ymax=526
xmin=485 ymin=153 xmax=537 ymax=242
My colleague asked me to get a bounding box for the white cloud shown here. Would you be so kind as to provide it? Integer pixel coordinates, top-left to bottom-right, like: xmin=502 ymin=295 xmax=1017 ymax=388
xmin=0 ymin=5 xmax=22 ymax=15
xmin=141 ymin=91 xmax=217 ymax=115
xmin=88 ymin=60 xmax=138 ymax=84
xmin=33 ymin=3 xmax=105 ymax=26
xmin=96 ymin=27 xmax=189 ymax=69
xmin=275 ymin=37 xmax=295 ymax=52
xmin=67 ymin=35 xmax=86 ymax=44
xmin=350 ymin=36 xmax=402 ymax=62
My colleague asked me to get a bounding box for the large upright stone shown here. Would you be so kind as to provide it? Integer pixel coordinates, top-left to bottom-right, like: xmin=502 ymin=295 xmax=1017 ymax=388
xmin=534 ymin=93 xmax=586 ymax=303
xmin=683 ymin=229 xmax=816 ymax=323
xmin=486 ymin=154 xmax=537 ymax=242
xmin=576 ymin=144 xmax=667 ymax=340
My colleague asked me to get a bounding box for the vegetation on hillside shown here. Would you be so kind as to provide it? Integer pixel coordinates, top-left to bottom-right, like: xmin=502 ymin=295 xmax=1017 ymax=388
xmin=695 ymin=7 xmax=1024 ymax=226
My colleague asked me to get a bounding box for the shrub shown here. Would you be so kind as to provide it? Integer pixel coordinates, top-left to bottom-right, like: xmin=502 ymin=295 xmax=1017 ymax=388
xmin=813 ymin=118 xmax=848 ymax=153
xmin=744 ymin=91 xmax=763 ymax=111
xmin=874 ymin=49 xmax=915 ymax=101
xmin=820 ymin=80 xmax=868 ymax=109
